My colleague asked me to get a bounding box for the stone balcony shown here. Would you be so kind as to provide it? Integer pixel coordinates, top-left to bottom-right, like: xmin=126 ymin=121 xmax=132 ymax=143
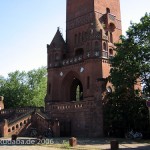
xmin=105 ymin=13 xmax=116 ymax=30
xmin=108 ymin=13 xmax=116 ymax=22
xmin=46 ymin=99 xmax=95 ymax=112
xmin=48 ymin=50 xmax=111 ymax=69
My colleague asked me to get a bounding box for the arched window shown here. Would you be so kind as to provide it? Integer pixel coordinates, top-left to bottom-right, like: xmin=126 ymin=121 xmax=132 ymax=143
xmin=103 ymin=42 xmax=107 ymax=51
xmin=55 ymin=53 xmax=60 ymax=61
xmin=102 ymin=42 xmax=108 ymax=58
xmin=76 ymin=85 xmax=80 ymax=101
xmin=24 ymin=120 xmax=27 ymax=124
xmin=12 ymin=126 xmax=15 ymax=131
xmin=20 ymin=122 xmax=23 ymax=127
xmin=109 ymin=49 xmax=113 ymax=56
xmin=63 ymin=54 xmax=66 ymax=59
xmin=109 ymin=23 xmax=116 ymax=32
xmin=8 ymin=129 xmax=11 ymax=132
xmin=70 ymin=78 xmax=83 ymax=101
xmin=16 ymin=124 xmax=19 ymax=128
xmin=110 ymin=32 xmax=113 ymax=43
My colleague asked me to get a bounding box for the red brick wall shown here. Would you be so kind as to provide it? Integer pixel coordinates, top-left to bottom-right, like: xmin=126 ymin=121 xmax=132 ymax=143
xmin=46 ymin=0 xmax=122 ymax=137
xmin=67 ymin=0 xmax=94 ymax=21
xmin=94 ymin=0 xmax=121 ymax=20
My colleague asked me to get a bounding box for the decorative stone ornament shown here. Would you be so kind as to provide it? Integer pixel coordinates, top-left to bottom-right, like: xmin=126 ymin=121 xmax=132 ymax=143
xmin=60 ymin=72 xmax=63 ymax=77
xmin=80 ymin=67 xmax=84 ymax=73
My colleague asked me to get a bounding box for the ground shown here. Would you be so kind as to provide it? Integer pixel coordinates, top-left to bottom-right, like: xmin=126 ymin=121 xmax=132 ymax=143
xmin=0 ymin=137 xmax=150 ymax=150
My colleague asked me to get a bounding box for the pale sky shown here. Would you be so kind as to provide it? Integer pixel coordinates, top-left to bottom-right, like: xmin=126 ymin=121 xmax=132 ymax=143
xmin=0 ymin=0 xmax=149 ymax=77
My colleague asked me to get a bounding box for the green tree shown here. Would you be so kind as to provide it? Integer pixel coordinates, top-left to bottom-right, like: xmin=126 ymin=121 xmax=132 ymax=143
xmin=26 ymin=67 xmax=47 ymax=106
xmin=103 ymin=92 xmax=148 ymax=137
xmin=0 ymin=67 xmax=47 ymax=108
xmin=104 ymin=13 xmax=150 ymax=137
xmin=0 ymin=75 xmax=5 ymax=87
xmin=110 ymin=13 xmax=150 ymax=96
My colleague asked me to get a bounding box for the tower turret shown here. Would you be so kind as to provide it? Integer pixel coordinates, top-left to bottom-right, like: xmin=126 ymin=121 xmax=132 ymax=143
xmin=47 ymin=27 xmax=66 ymax=68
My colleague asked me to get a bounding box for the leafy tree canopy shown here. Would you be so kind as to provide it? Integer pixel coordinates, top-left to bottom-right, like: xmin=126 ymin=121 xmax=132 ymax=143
xmin=0 ymin=67 xmax=47 ymax=108
xmin=110 ymin=13 xmax=150 ymax=96
xmin=104 ymin=13 xmax=150 ymax=137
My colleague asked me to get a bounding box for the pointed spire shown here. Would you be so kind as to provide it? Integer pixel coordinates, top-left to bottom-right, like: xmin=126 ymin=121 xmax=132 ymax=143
xmin=48 ymin=27 xmax=66 ymax=51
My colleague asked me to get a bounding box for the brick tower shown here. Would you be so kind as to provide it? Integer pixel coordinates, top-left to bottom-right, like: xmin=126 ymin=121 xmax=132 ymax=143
xmin=45 ymin=0 xmax=122 ymax=137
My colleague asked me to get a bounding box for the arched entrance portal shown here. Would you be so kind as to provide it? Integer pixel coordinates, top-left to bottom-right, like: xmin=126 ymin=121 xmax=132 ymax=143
xmin=70 ymin=78 xmax=83 ymax=101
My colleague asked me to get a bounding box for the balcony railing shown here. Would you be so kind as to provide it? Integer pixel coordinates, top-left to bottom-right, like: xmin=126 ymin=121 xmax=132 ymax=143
xmin=48 ymin=49 xmax=115 ymax=68
xmin=102 ymin=51 xmax=108 ymax=58
xmin=46 ymin=100 xmax=95 ymax=112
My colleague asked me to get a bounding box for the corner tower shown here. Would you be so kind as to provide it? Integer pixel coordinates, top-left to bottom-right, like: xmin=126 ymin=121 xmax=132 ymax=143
xmin=45 ymin=0 xmax=122 ymax=137
xmin=66 ymin=0 xmax=121 ymax=55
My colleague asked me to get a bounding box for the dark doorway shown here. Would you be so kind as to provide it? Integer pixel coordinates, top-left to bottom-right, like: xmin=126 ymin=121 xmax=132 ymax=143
xmin=70 ymin=78 xmax=83 ymax=101
xmin=60 ymin=121 xmax=71 ymax=137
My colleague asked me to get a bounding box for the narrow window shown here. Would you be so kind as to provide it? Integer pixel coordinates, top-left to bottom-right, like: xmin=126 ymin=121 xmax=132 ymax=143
xmin=87 ymin=76 xmax=90 ymax=89
xmin=109 ymin=49 xmax=113 ymax=56
xmin=20 ymin=122 xmax=23 ymax=127
xmin=110 ymin=32 xmax=113 ymax=43
xmin=103 ymin=42 xmax=107 ymax=51
xmin=63 ymin=54 xmax=66 ymax=59
xmin=102 ymin=42 xmax=108 ymax=58
xmin=76 ymin=85 xmax=80 ymax=101
xmin=106 ymin=8 xmax=110 ymax=13
xmin=8 ymin=129 xmax=11 ymax=132
xmin=75 ymin=34 xmax=77 ymax=45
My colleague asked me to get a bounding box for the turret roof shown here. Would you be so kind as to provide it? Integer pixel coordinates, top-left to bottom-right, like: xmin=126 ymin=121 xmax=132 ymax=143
xmin=49 ymin=27 xmax=66 ymax=50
